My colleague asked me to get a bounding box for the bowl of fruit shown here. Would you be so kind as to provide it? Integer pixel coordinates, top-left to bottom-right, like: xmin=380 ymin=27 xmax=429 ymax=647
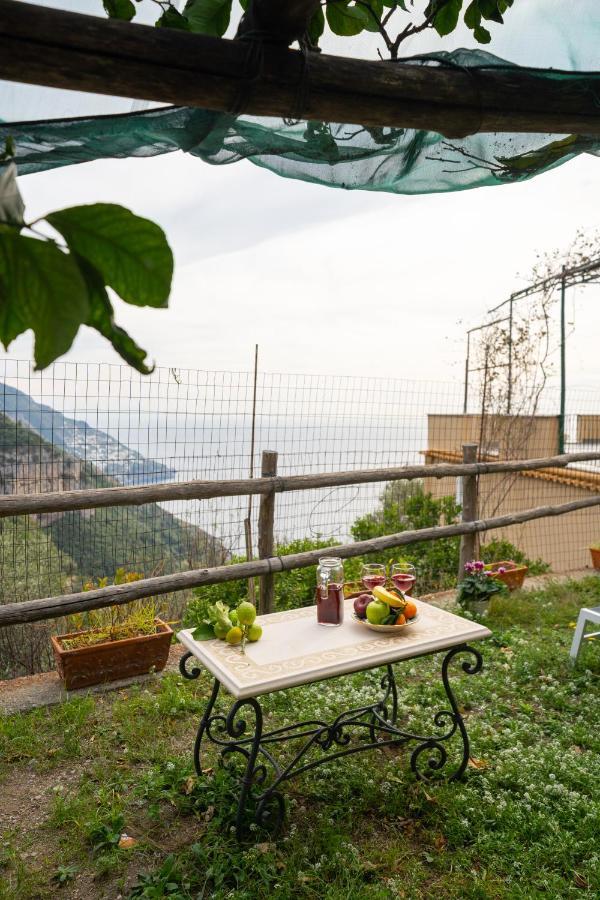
xmin=353 ymin=586 xmax=418 ymax=633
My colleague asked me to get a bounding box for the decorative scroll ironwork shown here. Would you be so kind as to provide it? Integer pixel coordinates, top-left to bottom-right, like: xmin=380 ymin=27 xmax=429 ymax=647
xmin=183 ymin=643 xmax=483 ymax=840
xmin=179 ymin=651 xmax=202 ymax=680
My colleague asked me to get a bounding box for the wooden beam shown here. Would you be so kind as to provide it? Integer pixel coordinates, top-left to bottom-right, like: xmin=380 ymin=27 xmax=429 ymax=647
xmin=0 ymin=451 xmax=598 ymax=519
xmin=2 ymin=491 xmax=600 ymax=627
xmin=1 ymin=2 xmax=600 ymax=137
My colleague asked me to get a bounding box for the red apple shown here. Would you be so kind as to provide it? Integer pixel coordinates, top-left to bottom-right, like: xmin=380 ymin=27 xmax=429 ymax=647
xmin=353 ymin=593 xmax=372 ymax=619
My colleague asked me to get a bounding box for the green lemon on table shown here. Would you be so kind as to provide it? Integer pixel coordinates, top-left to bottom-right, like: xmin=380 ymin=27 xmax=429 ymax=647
xmin=237 ymin=601 xmax=257 ymax=626
xmin=247 ymin=623 xmax=262 ymax=642
xmin=213 ymin=621 xmax=231 ymax=640
xmin=225 ymin=626 xmax=243 ymax=645
xmin=366 ymin=599 xmax=388 ymax=625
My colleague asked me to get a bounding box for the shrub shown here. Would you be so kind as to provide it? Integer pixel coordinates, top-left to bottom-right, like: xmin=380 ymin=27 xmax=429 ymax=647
xmin=479 ymin=538 xmax=550 ymax=575
xmin=351 ymin=484 xmax=461 ymax=593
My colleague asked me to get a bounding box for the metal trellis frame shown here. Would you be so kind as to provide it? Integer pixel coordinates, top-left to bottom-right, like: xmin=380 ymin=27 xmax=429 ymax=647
xmin=464 ymin=255 xmax=600 ymax=450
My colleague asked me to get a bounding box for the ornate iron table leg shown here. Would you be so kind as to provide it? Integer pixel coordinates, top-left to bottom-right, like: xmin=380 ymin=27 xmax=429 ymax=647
xmin=409 ymin=643 xmax=483 ymax=782
xmin=179 ymin=654 xmax=284 ymax=837
xmin=369 ymin=664 xmax=398 ymax=740
xmin=179 ymin=653 xmax=222 ymax=777
xmin=184 ymin=643 xmax=483 ymax=840
xmin=224 ymin=697 xmax=277 ymax=840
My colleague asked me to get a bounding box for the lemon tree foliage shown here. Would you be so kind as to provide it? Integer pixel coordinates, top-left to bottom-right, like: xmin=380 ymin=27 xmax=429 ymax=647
xmin=105 ymin=0 xmax=516 ymax=54
xmin=0 ymin=142 xmax=173 ymax=372
xmin=0 ymin=1 xmax=516 ymax=373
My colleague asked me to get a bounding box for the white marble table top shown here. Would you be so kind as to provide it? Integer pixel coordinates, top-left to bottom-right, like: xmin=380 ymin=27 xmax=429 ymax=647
xmin=177 ymin=597 xmax=491 ymax=700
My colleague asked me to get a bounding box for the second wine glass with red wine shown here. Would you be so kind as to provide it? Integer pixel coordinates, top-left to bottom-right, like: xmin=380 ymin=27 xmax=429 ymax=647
xmin=390 ymin=562 xmax=416 ymax=596
xmin=361 ymin=563 xmax=387 ymax=592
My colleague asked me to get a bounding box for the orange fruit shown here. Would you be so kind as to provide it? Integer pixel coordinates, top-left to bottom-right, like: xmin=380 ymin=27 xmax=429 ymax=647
xmin=403 ymin=600 xmax=417 ymax=619
xmin=395 ymin=613 xmax=407 ymax=626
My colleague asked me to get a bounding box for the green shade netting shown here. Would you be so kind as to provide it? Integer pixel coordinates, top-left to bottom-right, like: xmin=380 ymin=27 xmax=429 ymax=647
xmin=2 ymin=49 xmax=600 ymax=195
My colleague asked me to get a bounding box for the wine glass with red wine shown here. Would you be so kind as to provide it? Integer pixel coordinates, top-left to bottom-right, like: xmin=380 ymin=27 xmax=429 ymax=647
xmin=390 ymin=562 xmax=416 ymax=596
xmin=361 ymin=563 xmax=387 ymax=592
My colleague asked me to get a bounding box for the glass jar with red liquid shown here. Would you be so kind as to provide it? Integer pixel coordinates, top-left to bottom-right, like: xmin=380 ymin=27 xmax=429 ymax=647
xmin=316 ymin=557 xmax=344 ymax=626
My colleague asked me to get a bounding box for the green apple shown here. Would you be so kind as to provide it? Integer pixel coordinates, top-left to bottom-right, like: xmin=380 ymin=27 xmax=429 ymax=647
xmin=366 ymin=599 xmax=388 ymax=625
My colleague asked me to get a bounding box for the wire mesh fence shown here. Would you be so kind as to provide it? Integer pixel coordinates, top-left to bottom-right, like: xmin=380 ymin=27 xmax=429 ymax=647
xmin=1 ymin=358 xmax=600 ymax=616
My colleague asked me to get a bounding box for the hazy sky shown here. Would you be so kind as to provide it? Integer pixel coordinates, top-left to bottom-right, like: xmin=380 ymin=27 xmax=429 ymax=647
xmin=2 ymin=0 xmax=599 ymax=389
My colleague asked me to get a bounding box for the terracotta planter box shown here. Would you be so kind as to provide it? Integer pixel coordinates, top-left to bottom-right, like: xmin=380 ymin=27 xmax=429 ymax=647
xmin=484 ymin=560 xmax=527 ymax=591
xmin=51 ymin=618 xmax=173 ymax=691
xmin=590 ymin=547 xmax=600 ymax=570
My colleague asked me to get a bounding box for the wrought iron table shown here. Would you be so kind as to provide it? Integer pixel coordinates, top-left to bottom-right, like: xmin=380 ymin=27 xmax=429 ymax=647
xmin=178 ymin=598 xmax=490 ymax=839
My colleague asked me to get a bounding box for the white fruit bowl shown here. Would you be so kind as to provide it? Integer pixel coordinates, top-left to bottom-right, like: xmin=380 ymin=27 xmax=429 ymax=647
xmin=353 ymin=613 xmax=419 ymax=634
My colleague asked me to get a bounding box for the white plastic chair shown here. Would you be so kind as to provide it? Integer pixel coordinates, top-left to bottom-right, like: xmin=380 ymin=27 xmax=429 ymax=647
xmin=569 ymin=606 xmax=600 ymax=664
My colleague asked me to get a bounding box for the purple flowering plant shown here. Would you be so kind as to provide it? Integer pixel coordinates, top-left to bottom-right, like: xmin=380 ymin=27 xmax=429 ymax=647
xmin=457 ymin=559 xmax=508 ymax=606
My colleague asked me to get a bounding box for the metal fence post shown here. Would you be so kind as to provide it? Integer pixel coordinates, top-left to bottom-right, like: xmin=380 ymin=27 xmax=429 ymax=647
xmin=258 ymin=450 xmax=278 ymax=614
xmin=558 ymin=268 xmax=566 ymax=454
xmin=458 ymin=443 xmax=478 ymax=578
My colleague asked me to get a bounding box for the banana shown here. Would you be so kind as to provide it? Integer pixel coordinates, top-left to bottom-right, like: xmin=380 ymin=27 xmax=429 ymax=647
xmin=372 ymin=586 xmax=407 ymax=609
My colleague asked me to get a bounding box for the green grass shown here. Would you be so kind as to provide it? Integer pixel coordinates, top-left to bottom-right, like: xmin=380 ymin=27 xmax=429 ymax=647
xmin=1 ymin=578 xmax=600 ymax=899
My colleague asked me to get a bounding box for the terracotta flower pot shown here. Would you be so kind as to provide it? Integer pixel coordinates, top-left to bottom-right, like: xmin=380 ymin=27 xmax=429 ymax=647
xmin=590 ymin=547 xmax=600 ymax=570
xmin=52 ymin=618 xmax=173 ymax=691
xmin=484 ymin=560 xmax=527 ymax=591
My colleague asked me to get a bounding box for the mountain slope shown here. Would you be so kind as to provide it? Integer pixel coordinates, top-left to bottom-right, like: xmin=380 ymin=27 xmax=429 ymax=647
xmin=0 ymin=382 xmax=176 ymax=485
xmin=0 ymin=413 xmax=223 ymax=600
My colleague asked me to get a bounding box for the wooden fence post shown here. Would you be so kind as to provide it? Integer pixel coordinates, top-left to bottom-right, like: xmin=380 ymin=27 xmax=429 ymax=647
xmin=458 ymin=443 xmax=478 ymax=578
xmin=258 ymin=450 xmax=278 ymax=614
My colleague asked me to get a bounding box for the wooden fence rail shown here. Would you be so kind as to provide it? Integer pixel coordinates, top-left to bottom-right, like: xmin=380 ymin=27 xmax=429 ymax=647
xmin=1 ymin=451 xmax=599 ymax=518
xmin=2 ymin=490 xmax=600 ymax=628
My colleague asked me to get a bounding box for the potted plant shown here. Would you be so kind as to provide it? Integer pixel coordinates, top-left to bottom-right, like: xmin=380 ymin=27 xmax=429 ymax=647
xmin=457 ymin=560 xmax=508 ymax=615
xmin=483 ymin=559 xmax=528 ymax=591
xmin=589 ymin=545 xmax=600 ymax=570
xmin=51 ymin=570 xmax=173 ymax=690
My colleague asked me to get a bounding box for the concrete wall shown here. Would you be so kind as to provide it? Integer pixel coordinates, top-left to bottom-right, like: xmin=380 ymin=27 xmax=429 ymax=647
xmin=427 ymin=414 xmax=559 ymax=459
xmin=425 ymin=413 xmax=597 ymax=572
xmin=424 ymin=469 xmax=600 ymax=571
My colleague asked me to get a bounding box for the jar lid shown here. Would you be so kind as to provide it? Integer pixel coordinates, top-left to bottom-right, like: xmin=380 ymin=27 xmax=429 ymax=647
xmin=318 ymin=557 xmax=342 ymax=566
